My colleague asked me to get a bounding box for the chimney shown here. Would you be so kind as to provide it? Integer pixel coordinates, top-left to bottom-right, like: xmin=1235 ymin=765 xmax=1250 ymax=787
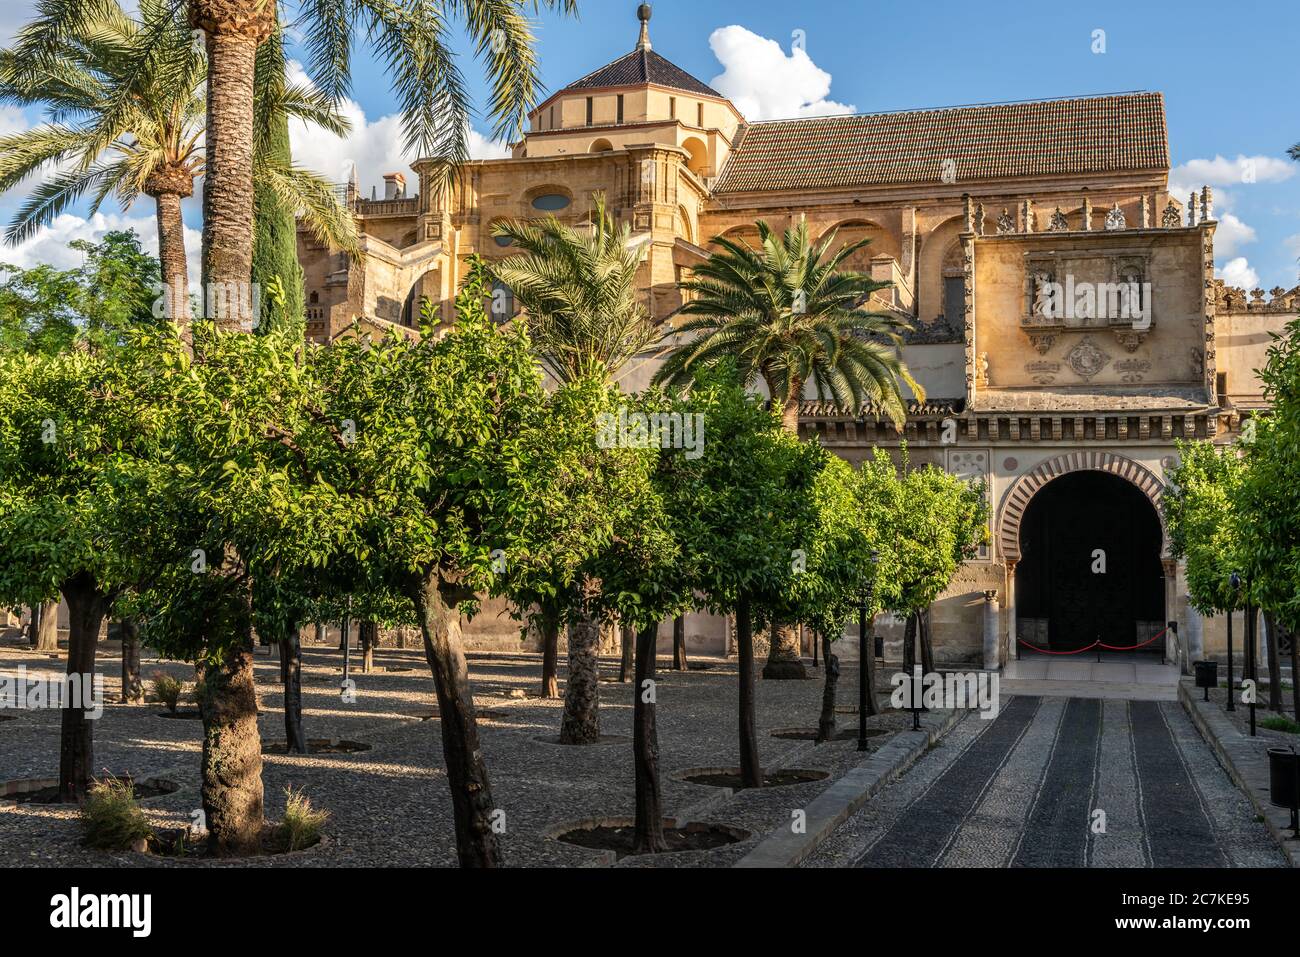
xmin=383 ymin=172 xmax=407 ymax=200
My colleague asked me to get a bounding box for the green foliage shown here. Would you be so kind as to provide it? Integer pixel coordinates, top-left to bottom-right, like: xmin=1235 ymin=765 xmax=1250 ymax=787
xmin=149 ymin=671 xmax=184 ymax=712
xmin=488 ymin=193 xmax=659 ymax=384
xmin=1235 ymin=316 xmax=1300 ymax=629
xmin=1259 ymin=715 xmax=1300 ymax=734
xmin=81 ymin=775 xmax=153 ymax=850
xmin=1164 ymin=440 xmax=1247 ymax=616
xmin=0 ymin=231 xmax=160 ymax=353
xmin=654 ymin=218 xmax=922 ymax=428
xmin=654 ymin=365 xmax=822 ymax=624
xmin=279 ymin=785 xmax=329 ymax=851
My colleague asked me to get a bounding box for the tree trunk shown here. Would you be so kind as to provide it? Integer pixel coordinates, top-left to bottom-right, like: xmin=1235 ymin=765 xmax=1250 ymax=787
xmin=58 ymin=575 xmax=108 ymax=802
xmin=902 ymin=612 xmax=917 ymax=673
xmin=281 ymin=626 xmax=306 ymax=754
xmin=672 ymin=615 xmax=687 ymax=670
xmin=1263 ymin=612 xmax=1283 ymax=713
xmin=359 ymin=620 xmax=377 ymax=673
xmin=199 ymin=587 xmax=264 ymax=857
xmin=119 ymin=619 xmax=143 ymax=704
xmin=410 ymin=569 xmax=502 ymax=868
xmin=1290 ymin=624 xmax=1299 ymax=719
xmin=736 ymin=597 xmax=762 ymax=788
xmin=193 ymin=7 xmax=272 ymax=325
xmin=781 ymin=395 xmax=801 ymax=434
xmin=763 ymin=621 xmax=806 ymax=679
xmin=560 ymin=614 xmax=602 ymax=744
xmin=539 ymin=612 xmax=560 ymax=699
xmin=919 ymin=606 xmax=935 ymax=675
xmin=338 ymin=616 xmax=349 ymax=651
xmin=153 ymin=190 xmax=191 ymax=344
xmin=313 ymin=621 xmax=323 ymax=646
xmin=619 ymin=622 xmax=634 ymax=682
xmin=33 ymin=599 xmax=59 ymax=651
xmin=816 ymin=634 xmax=840 ymax=743
xmin=632 ymin=623 xmax=666 ymax=854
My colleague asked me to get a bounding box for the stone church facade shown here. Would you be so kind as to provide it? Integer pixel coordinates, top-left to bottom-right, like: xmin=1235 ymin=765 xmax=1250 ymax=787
xmin=297 ymin=6 xmax=1296 ymax=670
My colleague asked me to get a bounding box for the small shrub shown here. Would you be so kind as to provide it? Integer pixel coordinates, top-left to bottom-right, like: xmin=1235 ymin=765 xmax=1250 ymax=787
xmin=81 ymin=776 xmax=152 ymax=851
xmin=150 ymin=672 xmax=184 ymax=712
xmin=1260 ymin=715 xmax=1300 ymax=734
xmin=279 ymin=785 xmax=329 ymax=851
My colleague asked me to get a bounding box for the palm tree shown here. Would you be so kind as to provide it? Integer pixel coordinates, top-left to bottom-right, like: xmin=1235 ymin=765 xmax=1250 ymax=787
xmin=487 ymin=192 xmax=658 ymax=732
xmin=655 ymin=218 xmax=922 ymax=679
xmin=488 ymin=193 xmax=659 ymax=384
xmin=654 ymin=218 xmax=922 ymax=433
xmin=0 ymin=0 xmax=358 ymax=333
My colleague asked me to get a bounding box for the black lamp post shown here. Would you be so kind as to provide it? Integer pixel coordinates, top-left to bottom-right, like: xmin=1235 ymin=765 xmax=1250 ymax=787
xmin=857 ymin=550 xmax=880 ymax=753
xmin=1227 ymin=573 xmax=1241 ymax=712
xmin=341 ymin=597 xmax=353 ymax=697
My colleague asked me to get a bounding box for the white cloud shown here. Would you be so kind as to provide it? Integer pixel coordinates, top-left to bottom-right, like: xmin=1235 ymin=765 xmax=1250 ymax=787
xmin=285 ymin=60 xmax=509 ymax=200
xmin=1169 ymin=155 xmax=1295 ymax=196
xmin=707 ymin=26 xmax=854 ymax=122
xmin=0 ymin=105 xmax=27 ymax=138
xmin=0 ymin=210 xmax=200 ymax=282
xmin=1217 ymin=256 xmax=1259 ymax=291
xmin=1210 ymin=211 xmax=1256 ymax=259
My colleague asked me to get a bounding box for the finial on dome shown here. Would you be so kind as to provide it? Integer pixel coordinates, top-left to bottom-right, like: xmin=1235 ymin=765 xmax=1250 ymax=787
xmin=636 ymin=3 xmax=652 ymax=51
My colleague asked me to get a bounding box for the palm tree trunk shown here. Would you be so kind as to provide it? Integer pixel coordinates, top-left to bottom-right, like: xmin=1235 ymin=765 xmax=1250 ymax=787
xmin=410 ymin=569 xmax=502 ymax=867
xmin=192 ymin=5 xmax=273 ymax=323
xmin=672 ymin=615 xmax=687 ymax=670
xmin=31 ymin=600 xmax=59 ymax=651
xmin=560 ymin=615 xmax=602 ymax=744
xmin=153 ymin=190 xmax=191 ymax=341
xmin=736 ymin=596 xmax=762 ymax=789
xmin=119 ymin=618 xmax=143 ymax=704
xmin=198 ymin=560 xmax=264 ymax=856
xmin=539 ymin=611 xmax=560 ymax=699
xmin=58 ymin=574 xmax=109 ymax=802
xmin=763 ymin=622 xmax=806 ymax=679
xmin=632 ymin=623 xmax=666 ymax=854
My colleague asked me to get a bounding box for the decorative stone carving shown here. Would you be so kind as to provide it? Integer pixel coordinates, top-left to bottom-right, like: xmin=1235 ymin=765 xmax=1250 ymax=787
xmin=1065 ymin=336 xmax=1111 ymax=379
xmin=976 ymin=352 xmax=990 ymax=388
xmin=1027 ymin=331 xmax=1057 ymax=355
xmin=963 ymin=194 xmax=975 ymax=233
xmin=1081 ymin=197 xmax=1092 ymax=231
xmin=1200 ymin=185 xmax=1213 ymax=223
xmin=1161 ymin=200 xmax=1181 ymax=228
xmin=1021 ymin=199 xmax=1034 ymax=233
xmin=1190 ymin=348 xmax=1204 ymax=377
xmin=1047 ymin=207 xmax=1069 ymax=231
xmin=1104 ymin=202 xmax=1126 ymax=230
xmin=1140 ymin=195 xmax=1151 ymax=228
xmin=1188 ymin=193 xmax=1198 ymax=227
xmin=1031 ymin=270 xmax=1054 ymax=318
xmin=974 ymin=203 xmax=986 ymax=235
xmin=1025 ymin=360 xmax=1060 ymax=385
xmin=996 ymin=208 xmax=1015 ymax=234
xmin=1112 ymin=329 xmax=1147 ymax=353
xmin=1115 ymin=358 xmax=1152 ymax=384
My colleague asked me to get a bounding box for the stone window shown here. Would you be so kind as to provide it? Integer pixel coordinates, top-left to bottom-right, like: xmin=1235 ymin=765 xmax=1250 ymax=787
xmin=617 ymin=94 xmax=624 ymax=125
xmin=586 ymin=97 xmax=593 ymax=126
xmin=944 ymin=275 xmax=965 ymax=325
xmin=669 ymin=96 xmax=676 ymax=119
xmin=697 ymin=102 xmax=704 ymax=127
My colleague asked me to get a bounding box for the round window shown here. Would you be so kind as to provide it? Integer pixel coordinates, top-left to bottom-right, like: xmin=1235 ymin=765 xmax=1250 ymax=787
xmin=493 ymin=234 xmax=514 ymax=247
xmin=531 ymin=193 xmax=571 ymax=211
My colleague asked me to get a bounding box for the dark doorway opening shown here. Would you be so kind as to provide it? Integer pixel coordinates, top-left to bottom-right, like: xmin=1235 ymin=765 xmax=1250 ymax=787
xmin=1016 ymin=471 xmax=1165 ymax=654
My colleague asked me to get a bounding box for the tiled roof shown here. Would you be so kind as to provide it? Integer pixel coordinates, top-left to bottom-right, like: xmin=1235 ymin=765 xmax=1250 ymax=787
xmin=713 ymin=92 xmax=1168 ymax=193
xmin=561 ymin=48 xmax=721 ymax=98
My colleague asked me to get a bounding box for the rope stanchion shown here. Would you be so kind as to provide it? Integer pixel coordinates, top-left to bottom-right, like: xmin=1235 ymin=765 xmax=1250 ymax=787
xmin=1016 ymin=627 xmax=1168 ymax=656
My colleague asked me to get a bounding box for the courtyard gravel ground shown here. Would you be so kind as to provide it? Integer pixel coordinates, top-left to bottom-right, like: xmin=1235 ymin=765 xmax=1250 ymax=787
xmin=0 ymin=637 xmax=928 ymax=868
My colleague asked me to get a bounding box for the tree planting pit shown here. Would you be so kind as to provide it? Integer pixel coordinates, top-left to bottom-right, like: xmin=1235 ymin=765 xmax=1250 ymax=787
xmin=675 ymin=766 xmax=830 ymax=790
xmin=553 ymin=817 xmax=749 ymax=860
xmin=262 ymin=738 xmax=371 ymax=755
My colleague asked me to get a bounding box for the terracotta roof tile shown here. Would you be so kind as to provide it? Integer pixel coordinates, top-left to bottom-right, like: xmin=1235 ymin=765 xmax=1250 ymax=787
xmin=713 ymin=92 xmax=1168 ymax=193
xmin=561 ymin=48 xmax=720 ymax=98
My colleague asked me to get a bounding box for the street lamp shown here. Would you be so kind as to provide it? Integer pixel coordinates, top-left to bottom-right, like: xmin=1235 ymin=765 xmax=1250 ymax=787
xmin=858 ymin=550 xmax=880 ymax=752
xmin=1227 ymin=572 xmax=1241 ymax=713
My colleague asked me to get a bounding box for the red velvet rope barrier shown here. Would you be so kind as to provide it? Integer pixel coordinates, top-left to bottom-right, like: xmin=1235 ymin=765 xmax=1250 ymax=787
xmin=1017 ymin=627 xmax=1169 ymax=656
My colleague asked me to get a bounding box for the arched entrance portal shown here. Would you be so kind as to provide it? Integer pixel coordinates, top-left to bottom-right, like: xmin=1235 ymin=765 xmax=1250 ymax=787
xmin=1015 ymin=471 xmax=1165 ymax=653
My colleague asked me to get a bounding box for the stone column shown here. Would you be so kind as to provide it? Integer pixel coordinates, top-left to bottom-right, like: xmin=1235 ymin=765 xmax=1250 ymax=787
xmin=1003 ymin=562 xmax=1017 ymax=667
xmin=1163 ymin=559 xmax=1180 ymax=668
xmin=982 ymin=590 xmax=1000 ymax=670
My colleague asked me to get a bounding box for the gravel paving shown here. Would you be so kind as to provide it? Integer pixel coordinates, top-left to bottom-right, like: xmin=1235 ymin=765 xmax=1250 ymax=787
xmin=0 ymin=638 xmax=921 ymax=868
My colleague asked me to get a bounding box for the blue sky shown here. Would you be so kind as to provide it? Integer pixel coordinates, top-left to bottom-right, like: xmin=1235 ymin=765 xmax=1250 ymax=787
xmin=2 ymin=0 xmax=1297 ymax=290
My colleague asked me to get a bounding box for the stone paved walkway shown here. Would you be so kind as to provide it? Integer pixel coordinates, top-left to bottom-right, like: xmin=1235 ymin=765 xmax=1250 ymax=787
xmin=807 ymin=696 xmax=1287 ymax=868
